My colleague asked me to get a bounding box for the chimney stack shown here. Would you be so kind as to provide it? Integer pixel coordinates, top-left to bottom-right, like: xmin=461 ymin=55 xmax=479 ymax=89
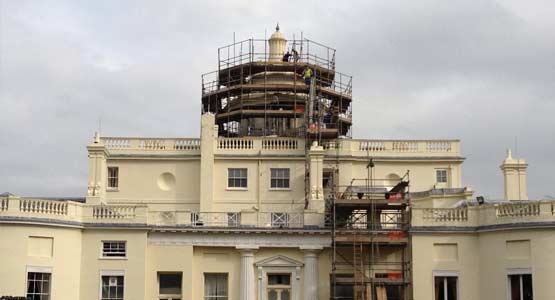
xmin=500 ymin=149 xmax=528 ymax=201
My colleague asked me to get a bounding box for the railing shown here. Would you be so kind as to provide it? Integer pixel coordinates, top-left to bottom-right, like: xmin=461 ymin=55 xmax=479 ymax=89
xmin=190 ymin=212 xmax=241 ymax=227
xmin=93 ymin=206 xmax=136 ymax=219
xmin=216 ymin=38 xmax=337 ymax=72
xmin=423 ymin=207 xmax=468 ymax=222
xmin=496 ymin=202 xmax=540 ymax=218
xmin=328 ymin=139 xmax=461 ymax=157
xmin=262 ymin=138 xmax=298 ymax=150
xmin=201 ymin=71 xmax=353 ymax=97
xmin=102 ymin=138 xmax=200 ymax=151
xmin=20 ymin=199 xmax=68 ymax=215
xmin=4 ymin=197 xmax=555 ymax=229
xmin=258 ymin=212 xmax=304 ymax=228
xmin=413 ymin=200 xmax=555 ymax=228
xmin=218 ymin=138 xmax=254 ymax=150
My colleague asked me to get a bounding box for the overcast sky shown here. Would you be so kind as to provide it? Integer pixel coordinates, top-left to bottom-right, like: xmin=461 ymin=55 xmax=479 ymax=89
xmin=1 ymin=0 xmax=554 ymax=199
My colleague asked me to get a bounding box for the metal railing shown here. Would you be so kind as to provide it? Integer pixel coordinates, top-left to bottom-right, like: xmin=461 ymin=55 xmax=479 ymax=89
xmin=216 ymin=38 xmax=337 ymax=71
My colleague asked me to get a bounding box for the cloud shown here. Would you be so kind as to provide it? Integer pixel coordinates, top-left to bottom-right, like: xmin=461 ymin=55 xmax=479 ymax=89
xmin=1 ymin=0 xmax=553 ymax=198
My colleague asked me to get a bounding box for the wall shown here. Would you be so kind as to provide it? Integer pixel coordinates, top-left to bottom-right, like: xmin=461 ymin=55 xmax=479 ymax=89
xmin=105 ymin=159 xmax=200 ymax=210
xmin=0 ymin=224 xmax=82 ymax=300
xmin=79 ymin=229 xmax=148 ymax=300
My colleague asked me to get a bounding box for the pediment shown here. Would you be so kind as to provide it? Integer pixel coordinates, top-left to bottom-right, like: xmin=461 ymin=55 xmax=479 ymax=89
xmin=255 ymin=255 xmax=304 ymax=267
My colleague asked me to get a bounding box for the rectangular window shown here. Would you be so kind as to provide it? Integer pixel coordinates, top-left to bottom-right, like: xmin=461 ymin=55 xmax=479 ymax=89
xmin=101 ymin=275 xmax=124 ymax=300
xmin=331 ymin=274 xmax=354 ymax=300
xmin=509 ymin=274 xmax=533 ymax=300
xmin=436 ymin=169 xmax=448 ymax=183
xmin=204 ymin=273 xmax=228 ymax=300
xmin=102 ymin=241 xmax=126 ymax=257
xmin=159 ymin=272 xmax=182 ymax=300
xmin=27 ymin=272 xmax=51 ymax=300
xmin=271 ymin=212 xmax=289 ymax=228
xmin=228 ymin=168 xmax=247 ymax=188
xmin=108 ymin=167 xmax=119 ymax=189
xmin=270 ymin=168 xmax=290 ymax=189
xmin=434 ymin=276 xmax=458 ymax=300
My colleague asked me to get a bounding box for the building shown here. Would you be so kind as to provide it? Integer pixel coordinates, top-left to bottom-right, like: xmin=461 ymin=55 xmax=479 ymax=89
xmin=1 ymin=26 xmax=553 ymax=300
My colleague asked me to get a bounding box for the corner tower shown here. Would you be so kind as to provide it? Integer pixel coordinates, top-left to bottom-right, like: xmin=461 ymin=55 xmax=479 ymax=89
xmin=201 ymin=25 xmax=353 ymax=141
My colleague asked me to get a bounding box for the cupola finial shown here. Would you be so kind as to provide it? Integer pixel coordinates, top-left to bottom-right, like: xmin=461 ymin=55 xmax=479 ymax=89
xmin=276 ymin=23 xmax=280 ymax=31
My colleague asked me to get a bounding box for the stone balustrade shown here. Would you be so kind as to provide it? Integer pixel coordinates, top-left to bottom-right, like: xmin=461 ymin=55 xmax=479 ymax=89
xmin=20 ymin=198 xmax=68 ymax=215
xmin=99 ymin=136 xmax=459 ymax=157
xmin=0 ymin=197 xmax=309 ymax=229
xmin=413 ymin=200 xmax=555 ymax=229
xmin=324 ymin=139 xmax=460 ymax=157
xmin=101 ymin=137 xmax=201 ymax=154
xmin=4 ymin=196 xmax=552 ymax=230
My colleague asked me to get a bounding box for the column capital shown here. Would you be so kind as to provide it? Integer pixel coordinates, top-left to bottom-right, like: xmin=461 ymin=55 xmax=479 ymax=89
xmin=300 ymin=247 xmax=323 ymax=253
xmin=236 ymin=246 xmax=258 ymax=257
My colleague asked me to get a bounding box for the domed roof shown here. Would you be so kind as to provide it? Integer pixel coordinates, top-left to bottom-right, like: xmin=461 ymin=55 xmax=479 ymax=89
xmin=269 ymin=23 xmax=285 ymax=41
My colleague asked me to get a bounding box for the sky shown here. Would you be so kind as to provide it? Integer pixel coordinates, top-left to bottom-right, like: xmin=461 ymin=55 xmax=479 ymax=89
xmin=0 ymin=0 xmax=554 ymax=199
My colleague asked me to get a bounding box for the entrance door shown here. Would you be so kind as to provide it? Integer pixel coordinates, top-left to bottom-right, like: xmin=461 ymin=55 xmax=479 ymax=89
xmin=267 ymin=274 xmax=291 ymax=300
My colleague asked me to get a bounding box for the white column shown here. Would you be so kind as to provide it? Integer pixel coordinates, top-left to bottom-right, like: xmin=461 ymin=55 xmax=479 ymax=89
xmin=302 ymin=249 xmax=321 ymax=300
xmin=238 ymin=248 xmax=257 ymax=300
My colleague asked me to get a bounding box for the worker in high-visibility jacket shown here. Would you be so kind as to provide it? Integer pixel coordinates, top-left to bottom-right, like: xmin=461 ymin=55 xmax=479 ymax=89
xmin=302 ymin=66 xmax=313 ymax=85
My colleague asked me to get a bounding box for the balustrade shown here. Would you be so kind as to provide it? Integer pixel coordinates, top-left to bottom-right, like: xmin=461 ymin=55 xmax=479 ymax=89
xmin=496 ymin=202 xmax=540 ymax=218
xmin=19 ymin=199 xmax=68 ymax=215
xmin=423 ymin=208 xmax=468 ymax=222
xmin=93 ymin=206 xmax=136 ymax=219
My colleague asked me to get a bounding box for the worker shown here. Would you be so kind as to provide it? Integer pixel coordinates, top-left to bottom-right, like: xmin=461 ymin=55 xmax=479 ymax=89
xmin=282 ymin=50 xmax=292 ymax=62
xmin=302 ymin=66 xmax=313 ymax=85
xmin=291 ymin=48 xmax=299 ymax=62
xmin=323 ymin=110 xmax=333 ymax=127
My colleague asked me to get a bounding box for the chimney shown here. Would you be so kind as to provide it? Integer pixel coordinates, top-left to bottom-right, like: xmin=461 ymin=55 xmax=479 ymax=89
xmin=500 ymin=149 xmax=528 ymax=200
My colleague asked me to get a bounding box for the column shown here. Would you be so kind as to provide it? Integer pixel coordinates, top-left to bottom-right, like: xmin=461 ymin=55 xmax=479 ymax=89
xmin=200 ymin=113 xmax=217 ymax=211
xmin=302 ymin=249 xmax=321 ymax=300
xmin=238 ymin=248 xmax=256 ymax=300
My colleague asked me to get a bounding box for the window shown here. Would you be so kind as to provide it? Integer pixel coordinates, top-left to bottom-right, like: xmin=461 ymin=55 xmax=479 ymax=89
xmin=27 ymin=272 xmax=51 ymax=300
xmin=270 ymin=168 xmax=290 ymax=189
xmin=271 ymin=212 xmax=289 ymax=228
xmin=227 ymin=212 xmax=241 ymax=227
xmin=331 ymin=274 xmax=353 ymax=300
xmin=159 ymin=272 xmax=182 ymax=300
xmin=436 ymin=169 xmax=448 ymax=184
xmin=267 ymin=274 xmax=291 ymax=300
xmin=204 ymin=273 xmax=228 ymax=300
xmin=108 ymin=167 xmax=119 ymax=189
xmin=509 ymin=274 xmax=533 ymax=300
xmin=101 ymin=275 xmax=124 ymax=300
xmin=102 ymin=241 xmax=126 ymax=257
xmin=228 ymin=168 xmax=247 ymax=188
xmin=434 ymin=276 xmax=457 ymax=300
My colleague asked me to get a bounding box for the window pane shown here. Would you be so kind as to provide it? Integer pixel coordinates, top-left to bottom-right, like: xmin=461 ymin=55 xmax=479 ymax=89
xmin=434 ymin=277 xmax=445 ymax=300
xmin=281 ymin=289 xmax=290 ymax=300
xmin=522 ymin=274 xmax=533 ymax=300
xmin=509 ymin=275 xmax=521 ymax=300
xmin=27 ymin=272 xmax=51 ymax=300
xmin=446 ymin=277 xmax=457 ymax=300
xmin=159 ymin=273 xmax=182 ymax=294
xmin=268 ymin=274 xmax=290 ymax=285
xmin=205 ymin=273 xmax=228 ymax=299
xmin=101 ymin=275 xmax=124 ymax=300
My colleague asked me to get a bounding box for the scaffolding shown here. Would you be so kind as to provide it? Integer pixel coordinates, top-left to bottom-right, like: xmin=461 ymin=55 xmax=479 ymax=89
xmin=200 ymin=38 xmax=352 ymax=139
xmin=328 ymin=170 xmax=412 ymax=300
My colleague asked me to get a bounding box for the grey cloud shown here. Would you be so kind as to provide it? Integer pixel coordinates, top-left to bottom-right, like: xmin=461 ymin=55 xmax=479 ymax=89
xmin=1 ymin=0 xmax=553 ymax=198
